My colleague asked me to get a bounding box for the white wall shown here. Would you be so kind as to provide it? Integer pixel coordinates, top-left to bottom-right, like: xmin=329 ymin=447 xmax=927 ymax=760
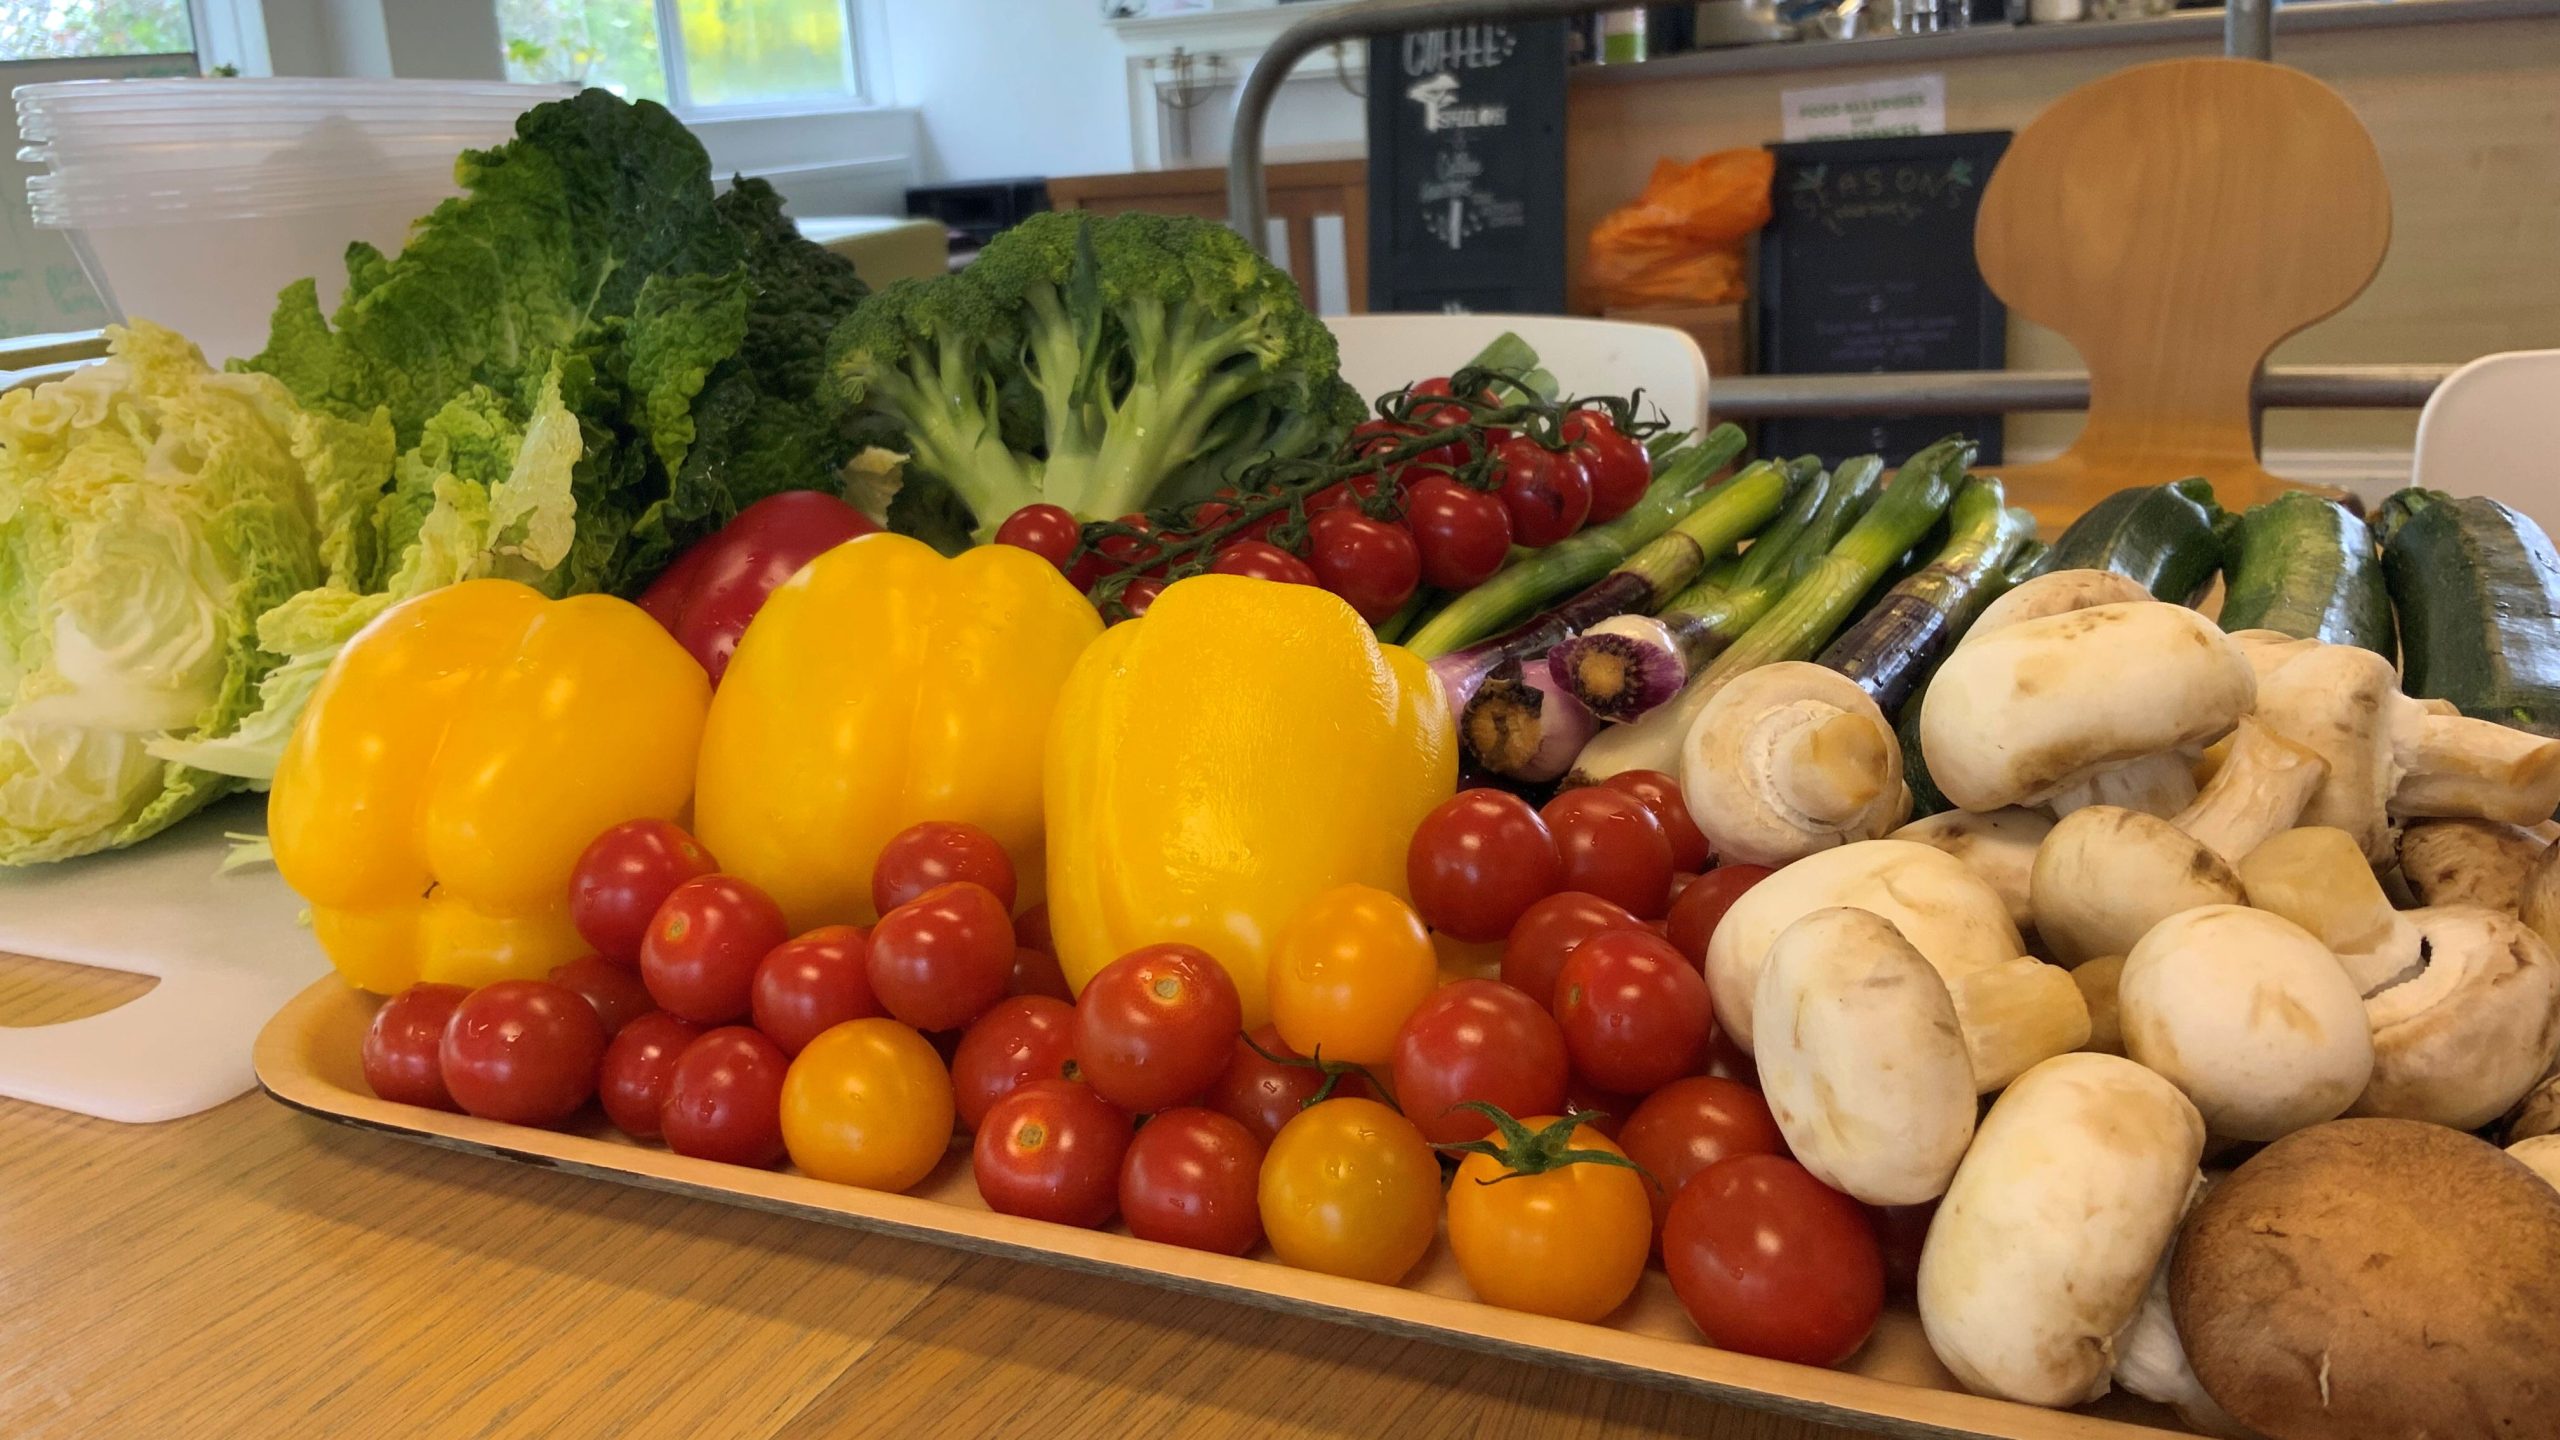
xmin=881 ymin=0 xmax=1132 ymax=184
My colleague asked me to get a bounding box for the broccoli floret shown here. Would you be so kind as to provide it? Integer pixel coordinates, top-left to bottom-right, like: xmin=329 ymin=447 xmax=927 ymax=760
xmin=824 ymin=212 xmax=1359 ymax=540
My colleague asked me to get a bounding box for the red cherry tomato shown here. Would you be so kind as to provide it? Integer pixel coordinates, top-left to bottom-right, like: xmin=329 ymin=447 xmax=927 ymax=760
xmin=1404 ymin=473 xmax=1514 ymax=590
xmin=1350 ymin=416 xmax=1466 ymax=484
xmin=972 ymin=1077 xmax=1133 ymax=1228
xmin=994 ymin=503 xmax=1081 ymax=570
xmin=1204 ymin=1025 xmax=1341 ymax=1146
xmin=1490 ymin=436 xmax=1592 ymax=547
xmin=362 ymin=983 xmax=469 ymax=1110
xmin=1014 ymin=903 xmax=1054 ymax=957
xmin=1499 ymin=891 xmax=1642 ymax=1008
xmin=1069 ymin=513 xmax=1162 ymax=591
xmin=1601 ymin=769 xmax=1710 ymax=873
xmin=1663 ymin=864 xmax=1776 ymax=968
xmin=548 ymin=954 xmax=656 ymax=1036
xmin=597 ymin=1010 xmax=704 ymax=1139
xmin=1113 ymin=576 xmax=1167 ymax=621
xmin=1618 ymin=1076 xmax=1789 ymax=1243
xmin=660 ymin=1026 xmax=789 ymax=1167
xmin=1119 ymin=1107 xmax=1266 ymax=1255
xmin=1406 ymin=788 xmax=1564 ymax=943
xmin=438 ymin=980 xmax=607 ymax=1127
xmin=1553 ymin=930 xmax=1713 ymax=1094
xmin=1664 ymin=1155 xmax=1884 ymax=1367
xmin=1305 ymin=509 xmax=1421 ymax=624
xmin=1698 ymin=1022 xmax=1758 ymax=1085
xmin=640 ymin=874 xmax=791 ymax=1024
xmin=871 ymin=821 xmax=1018 ymax=915
xmin=864 ymin=882 xmax=1015 ymax=1033
xmin=1073 ymin=943 xmax=1242 ymax=1114
xmin=749 ymin=925 xmax=879 ymax=1056
xmin=1390 ymin=978 xmax=1569 ymax=1145
xmin=951 ymin=995 xmax=1080 ymax=1132
xmin=1563 ymin=410 xmax=1652 ymax=524
xmin=1008 ymin=945 xmax=1075 ymax=1003
xmin=1540 ymin=788 xmax=1675 ymax=919
xmin=570 ymin=819 xmax=719 ymax=965
xmin=1871 ymin=1199 xmax=1938 ymax=1298
xmin=1563 ymin=1079 xmax=1638 ymax=1139
xmin=1209 ymin=539 xmax=1318 ymax=587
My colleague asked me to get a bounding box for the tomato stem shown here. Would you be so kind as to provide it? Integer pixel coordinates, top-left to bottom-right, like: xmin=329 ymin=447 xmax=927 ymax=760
xmin=1433 ymin=1101 xmax=1656 ymax=1186
xmin=1235 ymin=1029 xmax=1398 ymax=1115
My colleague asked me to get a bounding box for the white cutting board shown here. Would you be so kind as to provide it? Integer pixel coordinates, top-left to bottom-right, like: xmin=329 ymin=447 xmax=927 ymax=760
xmin=0 ymin=796 xmax=328 ymax=1124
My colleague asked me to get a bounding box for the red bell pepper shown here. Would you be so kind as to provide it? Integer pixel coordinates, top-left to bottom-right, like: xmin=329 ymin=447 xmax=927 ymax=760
xmin=639 ymin=491 xmax=879 ymax=683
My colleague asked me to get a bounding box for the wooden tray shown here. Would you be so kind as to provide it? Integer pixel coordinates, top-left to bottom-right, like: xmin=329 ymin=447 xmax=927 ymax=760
xmin=255 ymin=978 xmax=2189 ymax=1440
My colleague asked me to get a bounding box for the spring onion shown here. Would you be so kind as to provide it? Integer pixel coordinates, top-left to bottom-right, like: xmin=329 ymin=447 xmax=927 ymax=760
xmin=1815 ymin=476 xmax=2036 ymax=713
xmin=1460 ymin=659 xmax=1602 ymax=782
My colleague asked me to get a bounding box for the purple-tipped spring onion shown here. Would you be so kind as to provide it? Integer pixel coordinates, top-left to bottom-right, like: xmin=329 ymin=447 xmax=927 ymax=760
xmin=1460 ymin=658 xmax=1601 ymax=783
xmin=1813 ymin=475 xmax=2035 ymax=714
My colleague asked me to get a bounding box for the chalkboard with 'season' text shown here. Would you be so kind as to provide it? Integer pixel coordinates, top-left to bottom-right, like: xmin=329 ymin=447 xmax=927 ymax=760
xmin=1365 ymin=21 xmax=1568 ymax=315
xmin=1757 ymin=131 xmax=2012 ymax=467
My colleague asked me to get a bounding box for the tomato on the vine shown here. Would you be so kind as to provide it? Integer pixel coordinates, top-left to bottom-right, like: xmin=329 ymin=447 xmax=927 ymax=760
xmin=994 ymin=503 xmax=1081 ymax=571
xmin=598 ymin=1010 xmax=704 ymax=1139
xmin=951 ymin=994 xmax=1079 ymax=1131
xmin=1404 ymin=473 xmax=1514 ymax=590
xmin=1305 ymin=509 xmax=1421 ymax=623
xmin=640 ymin=874 xmax=791 ymax=1024
xmin=1269 ymin=884 xmax=1437 ymax=1067
xmin=1119 ymin=1107 xmax=1265 ymax=1256
xmin=1446 ymin=1113 xmax=1651 ymax=1323
xmin=1562 ymin=410 xmax=1651 ymax=524
xmin=872 ymin=821 xmax=1018 ymax=915
xmin=1663 ymin=864 xmax=1775 ymax=967
xmin=1203 ymin=1024 xmax=1369 ymax=1145
xmin=1617 ymin=1076 xmax=1788 ymax=1242
xmin=439 ymin=979 xmax=606 ymax=1127
xmin=1112 ymin=576 xmax=1167 ymax=621
xmin=1499 ymin=891 xmax=1642 ymax=1008
xmin=1553 ymin=929 xmax=1713 ymax=1094
xmin=1600 ymin=769 xmax=1710 ymax=873
xmin=865 ymin=881 xmax=1015 ymax=1033
xmin=1663 ymin=1154 xmax=1884 ymax=1367
xmin=1407 ymin=788 xmax=1563 ymax=942
xmin=548 ymin=954 xmax=656 ymax=1036
xmin=1073 ymin=943 xmax=1241 ymax=1113
xmin=750 ymin=925 xmax=879 ymax=1056
xmin=1391 ymin=978 xmax=1569 ymax=1144
xmin=570 ymin=819 xmax=718 ymax=965
xmin=1258 ymin=1098 xmax=1441 ymax=1285
xmin=1540 ymin=788 xmax=1675 ymax=919
xmin=972 ymin=1077 xmax=1133 ymax=1228
xmin=780 ymin=1017 xmax=955 ymax=1191
xmin=661 ymin=1026 xmax=789 ymax=1167
xmin=1209 ymin=539 xmax=1318 ymax=587
xmin=1490 ymin=436 xmax=1592 ymax=548
xmin=362 ymin=983 xmax=469 ymax=1110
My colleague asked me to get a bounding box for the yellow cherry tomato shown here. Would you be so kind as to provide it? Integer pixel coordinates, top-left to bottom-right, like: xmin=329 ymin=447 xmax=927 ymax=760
xmin=780 ymin=1019 xmax=955 ymax=1192
xmin=1258 ymin=1097 xmax=1443 ymax=1285
xmin=1268 ymin=884 xmax=1439 ymax=1066
xmin=1446 ymin=1116 xmax=1651 ymax=1322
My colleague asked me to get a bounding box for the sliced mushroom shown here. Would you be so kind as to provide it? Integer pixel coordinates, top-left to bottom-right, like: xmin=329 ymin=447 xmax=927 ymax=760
xmin=1889 ymin=807 xmax=2051 ymax=933
xmin=1681 ymin=662 xmax=1905 ymax=867
xmin=2507 ymin=1134 xmax=2560 ymax=1190
xmin=2399 ymin=818 xmax=2546 ymax=912
xmin=2072 ymin=954 xmax=2127 ymax=1055
xmin=1946 ymin=956 xmax=2090 ymax=1092
xmin=2236 ymin=826 xmax=2422 ymax=994
xmin=1917 ymin=1053 xmax=2206 ymax=1408
xmin=2118 ymin=906 xmax=2374 ymax=1141
xmin=2354 ymin=905 xmax=2560 ymax=1130
xmin=1750 ymin=907 xmax=1976 ymax=1205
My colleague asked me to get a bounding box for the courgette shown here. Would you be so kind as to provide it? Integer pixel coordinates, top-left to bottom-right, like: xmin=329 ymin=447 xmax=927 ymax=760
xmin=2030 ymin=477 xmax=2228 ymax=603
xmin=2217 ymin=492 xmax=2394 ymax=655
xmin=2378 ymin=488 xmax=2560 ymax=735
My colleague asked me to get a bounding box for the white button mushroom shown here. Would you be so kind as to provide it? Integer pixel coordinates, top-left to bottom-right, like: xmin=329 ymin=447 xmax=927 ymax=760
xmin=1679 ymin=662 xmax=1906 ymax=868
xmin=1749 ymin=907 xmax=1976 ymax=1205
xmin=2072 ymin=954 xmax=2127 ymax=1055
xmin=2117 ymin=905 xmax=2374 ymax=1141
xmin=1917 ymin=1052 xmax=2206 ymax=1408
xmin=2353 ymin=905 xmax=2560 ymax=1131
xmin=2398 ymin=817 xmax=2547 ymax=913
xmin=1889 ymin=807 xmax=2052 ymax=933
xmin=2507 ymin=1133 xmax=2560 ymax=1190
xmin=2236 ymin=826 xmax=2424 ymax=992
xmin=2110 ymin=1174 xmax=2258 ymax=1440
xmin=1944 ymin=956 xmax=2091 ymax=1092
xmin=1963 ymin=567 xmax=2155 ymax=637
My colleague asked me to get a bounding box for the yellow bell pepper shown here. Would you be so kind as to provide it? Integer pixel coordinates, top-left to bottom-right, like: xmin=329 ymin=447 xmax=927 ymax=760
xmin=694 ymin=532 xmax=1102 ymax=930
xmin=1045 ymin=574 xmax=1456 ymax=1027
xmin=270 ymin=580 xmax=710 ymax=994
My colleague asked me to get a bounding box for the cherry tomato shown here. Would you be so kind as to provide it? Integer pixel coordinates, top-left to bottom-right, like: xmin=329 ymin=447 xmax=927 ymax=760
xmin=1067 ymin=513 xmax=1160 ymax=590
xmin=362 ymin=983 xmax=468 ymax=1110
xmin=973 ymin=1077 xmax=1133 ymax=1228
xmin=660 ymin=1026 xmax=789 ymax=1167
xmin=779 ymin=1017 xmax=955 ymax=1191
xmin=1403 ymin=473 xmax=1514 ymax=591
xmin=1209 ymin=539 xmax=1318 ymax=586
xmin=866 ymin=881 xmax=1015 ymax=1033
xmin=1119 ymin=1107 xmax=1265 ymax=1255
xmin=597 ymin=1010 xmax=704 ymax=1139
xmin=1447 ymin=1116 xmax=1651 ymax=1322
xmin=1562 ymin=410 xmax=1651 ymax=524
xmin=1663 ymin=863 xmax=1776 ymax=968
xmin=1499 ymin=891 xmax=1642 ymax=1008
xmin=438 ymin=980 xmax=607 ymax=1127
xmin=1204 ymin=1025 xmax=1334 ymax=1146
xmin=1391 ymin=978 xmax=1569 ymax=1144
xmin=1008 ymin=945 xmax=1074 ymax=1003
xmin=1618 ymin=1076 xmax=1788 ymax=1243
xmin=1490 ymin=436 xmax=1592 ymax=547
xmin=1540 ymin=788 xmax=1675 ymax=919
xmin=1664 ymin=1154 xmax=1884 ymax=1367
xmin=546 ymin=954 xmax=655 ymax=1037
xmin=750 ymin=926 xmax=879 ymax=1056
xmin=1073 ymin=943 xmax=1242 ymax=1114
xmin=1553 ymin=929 xmax=1713 ymax=1094
xmin=570 ymin=819 xmax=718 ymax=965
xmin=1563 ymin=1079 xmax=1638 ymax=1138
xmin=1113 ymin=576 xmax=1166 ymax=621
xmin=640 ymin=874 xmax=791 ymax=1024
xmin=994 ymin=502 xmax=1080 ymax=570
xmin=1600 ymin=769 xmax=1710 ymax=873
xmin=1407 ymin=788 xmax=1564 ymax=942
xmin=871 ymin=821 xmax=1018 ymax=915
xmin=1304 ymin=471 xmax=1390 ymax=516
xmin=1872 ymin=1199 xmax=1937 ymax=1298
xmin=1698 ymin=1023 xmax=1757 ymax=1085
xmin=1013 ymin=902 xmax=1054 ymax=957
xmin=1305 ymin=509 xmax=1422 ymax=624
xmin=951 ymin=995 xmax=1080 ymax=1131
xmin=1258 ymin=1098 xmax=1441 ymax=1284
xmin=1269 ymin=884 xmax=1437 ymax=1067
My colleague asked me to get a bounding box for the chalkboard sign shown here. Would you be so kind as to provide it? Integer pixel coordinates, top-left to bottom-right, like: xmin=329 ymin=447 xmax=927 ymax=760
xmin=1365 ymin=21 xmax=1569 ymax=314
xmin=1756 ymin=131 xmax=2011 ymax=466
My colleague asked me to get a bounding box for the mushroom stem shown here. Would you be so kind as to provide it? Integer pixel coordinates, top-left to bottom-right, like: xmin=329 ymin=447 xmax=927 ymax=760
xmin=2392 ymin=714 xmax=2560 ymax=824
xmin=1890 ymin=808 xmax=2052 ymax=933
xmin=2045 ymin=751 xmax=2200 ymax=820
xmin=1683 ymin=663 xmax=1905 ymax=867
xmin=2172 ymin=718 xmax=2329 ymax=864
xmin=2400 ymin=819 xmax=2548 ymax=912
xmin=1773 ymin=705 xmax=1895 ymax=825
xmin=1947 ymin=957 xmax=2092 ymax=1092
xmin=2073 ymin=954 xmax=2127 ymax=1055
xmin=2235 ymin=826 xmax=2419 ymax=994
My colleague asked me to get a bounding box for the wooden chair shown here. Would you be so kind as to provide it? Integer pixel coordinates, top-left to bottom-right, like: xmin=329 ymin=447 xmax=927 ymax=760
xmin=1046 ymin=158 xmax=1367 ymax=313
xmin=1975 ymin=58 xmax=2392 ymax=524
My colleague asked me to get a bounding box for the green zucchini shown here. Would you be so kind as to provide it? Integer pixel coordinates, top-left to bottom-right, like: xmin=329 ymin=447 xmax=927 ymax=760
xmin=2218 ymin=492 xmax=2394 ymax=655
xmin=2378 ymin=488 xmax=2560 ymax=735
xmin=2030 ymin=477 xmax=2229 ymax=603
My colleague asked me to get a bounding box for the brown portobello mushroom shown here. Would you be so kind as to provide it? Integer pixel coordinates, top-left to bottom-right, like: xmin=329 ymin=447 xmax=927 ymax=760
xmin=2172 ymin=1119 xmax=2560 ymax=1440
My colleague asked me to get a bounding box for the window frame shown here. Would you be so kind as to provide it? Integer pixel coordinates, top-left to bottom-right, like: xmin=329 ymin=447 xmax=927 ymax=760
xmin=651 ymin=0 xmax=872 ymax=120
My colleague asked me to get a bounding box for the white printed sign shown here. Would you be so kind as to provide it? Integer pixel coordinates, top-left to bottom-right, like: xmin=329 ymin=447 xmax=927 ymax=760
xmin=1781 ymin=74 xmax=1948 ymax=141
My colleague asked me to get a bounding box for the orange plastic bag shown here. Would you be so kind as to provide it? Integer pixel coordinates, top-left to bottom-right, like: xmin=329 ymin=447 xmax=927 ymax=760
xmin=1582 ymin=149 xmax=1776 ymax=309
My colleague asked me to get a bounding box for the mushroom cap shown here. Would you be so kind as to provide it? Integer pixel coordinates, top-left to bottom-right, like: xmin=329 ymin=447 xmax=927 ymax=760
xmin=1705 ymin=839 xmax=2023 ymax=1052
xmin=1890 ymin=806 xmax=2052 ymax=933
xmin=1681 ymin=661 xmax=1903 ymax=868
xmin=2400 ymin=818 xmax=2547 ymax=912
xmin=1920 ymin=601 xmax=2255 ymax=812
xmin=2119 ymin=905 xmax=2374 ymax=1141
xmin=2355 ymin=906 xmax=2560 ymax=1130
xmin=1967 ymin=567 xmax=2154 ymax=637
xmin=2172 ymin=1118 xmax=2560 ymax=1440
xmin=2508 ymin=1134 xmax=2560 ymax=1190
xmin=2247 ymin=639 xmax=2400 ymax=862
xmin=2031 ymin=805 xmax=2244 ymax=966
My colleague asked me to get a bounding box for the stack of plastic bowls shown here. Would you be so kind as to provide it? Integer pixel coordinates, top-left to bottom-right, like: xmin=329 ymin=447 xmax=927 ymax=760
xmin=17 ymin=77 xmax=572 ymax=361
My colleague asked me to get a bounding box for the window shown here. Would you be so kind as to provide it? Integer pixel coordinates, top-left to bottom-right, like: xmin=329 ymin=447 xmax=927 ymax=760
xmin=0 ymin=0 xmax=194 ymax=62
xmin=497 ymin=0 xmax=860 ymax=113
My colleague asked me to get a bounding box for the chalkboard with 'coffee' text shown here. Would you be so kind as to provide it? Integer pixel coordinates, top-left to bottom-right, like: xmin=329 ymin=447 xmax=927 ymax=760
xmin=1757 ymin=131 xmax=2012 ymax=466
xmin=1365 ymin=21 xmax=1568 ymax=315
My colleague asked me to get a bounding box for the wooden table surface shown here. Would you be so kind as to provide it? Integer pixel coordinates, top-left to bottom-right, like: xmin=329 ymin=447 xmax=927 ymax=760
xmin=0 ymin=952 xmax=1870 ymax=1440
